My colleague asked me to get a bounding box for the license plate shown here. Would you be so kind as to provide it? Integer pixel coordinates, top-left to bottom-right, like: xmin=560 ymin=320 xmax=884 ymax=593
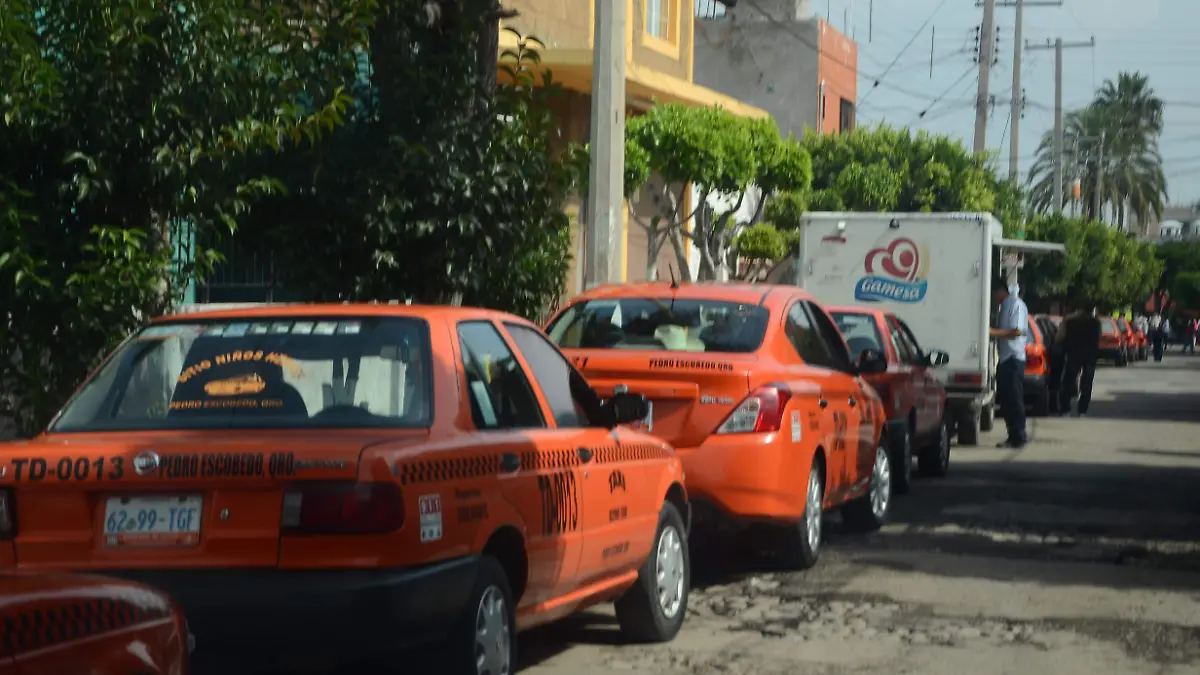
xmin=103 ymin=495 xmax=203 ymax=547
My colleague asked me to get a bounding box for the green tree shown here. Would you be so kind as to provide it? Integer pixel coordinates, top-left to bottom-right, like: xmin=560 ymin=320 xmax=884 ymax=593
xmin=239 ymin=22 xmax=578 ymax=321
xmin=800 ymin=125 xmax=999 ymax=215
xmin=731 ymin=222 xmax=786 ymax=280
xmin=0 ymin=0 xmax=369 ymax=437
xmin=621 ymin=104 xmax=811 ymax=281
xmin=1026 ymin=72 xmax=1166 ymax=232
xmin=1170 ymin=272 xmax=1200 ymax=312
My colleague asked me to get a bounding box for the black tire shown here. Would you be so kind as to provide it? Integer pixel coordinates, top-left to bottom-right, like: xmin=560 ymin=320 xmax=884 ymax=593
xmin=892 ymin=422 xmax=913 ymax=495
xmin=979 ymin=404 xmax=995 ymax=432
xmin=778 ymin=456 xmax=824 ymax=570
xmin=958 ymin=409 xmax=981 ymax=446
xmin=444 ymin=556 xmax=517 ymax=675
xmin=842 ymin=438 xmax=892 ymax=532
xmin=615 ymin=501 xmax=690 ymax=643
xmin=919 ymin=414 xmax=951 ymax=478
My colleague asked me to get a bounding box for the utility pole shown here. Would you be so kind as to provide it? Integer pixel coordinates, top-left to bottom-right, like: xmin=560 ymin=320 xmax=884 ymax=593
xmin=585 ymin=0 xmax=626 ymax=287
xmin=979 ymin=0 xmax=1063 ymax=179
xmin=1094 ymin=130 xmax=1106 ymax=221
xmin=1025 ymin=35 xmax=1095 ymax=212
xmin=972 ymin=0 xmax=997 ymax=154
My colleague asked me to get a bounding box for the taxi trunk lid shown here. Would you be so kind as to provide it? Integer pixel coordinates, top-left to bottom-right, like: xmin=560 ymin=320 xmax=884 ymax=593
xmin=571 ymin=350 xmax=755 ymax=449
xmin=5 ymin=430 xmax=414 ymax=569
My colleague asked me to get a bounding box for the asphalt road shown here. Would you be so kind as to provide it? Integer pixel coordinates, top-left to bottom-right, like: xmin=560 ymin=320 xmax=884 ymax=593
xmin=517 ymin=354 xmax=1200 ymax=675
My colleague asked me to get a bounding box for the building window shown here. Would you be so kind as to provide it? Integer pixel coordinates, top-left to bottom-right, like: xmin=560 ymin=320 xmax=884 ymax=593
xmin=839 ymin=98 xmax=855 ymax=133
xmin=646 ymin=0 xmax=671 ymax=40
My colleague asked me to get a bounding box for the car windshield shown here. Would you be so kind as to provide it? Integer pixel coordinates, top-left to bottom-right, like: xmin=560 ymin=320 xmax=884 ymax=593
xmin=50 ymin=317 xmax=432 ymax=432
xmin=830 ymin=311 xmax=885 ymax=361
xmin=547 ymin=298 xmax=769 ymax=353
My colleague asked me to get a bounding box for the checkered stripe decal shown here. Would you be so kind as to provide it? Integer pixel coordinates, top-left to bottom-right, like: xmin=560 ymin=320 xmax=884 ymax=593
xmin=520 ymin=448 xmax=579 ymax=471
xmin=593 ymin=443 xmax=672 ymax=464
xmin=396 ymin=455 xmax=502 ymax=485
xmin=0 ymin=596 xmax=172 ymax=658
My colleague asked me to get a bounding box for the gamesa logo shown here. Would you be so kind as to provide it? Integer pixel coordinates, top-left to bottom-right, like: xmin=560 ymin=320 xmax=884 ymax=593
xmin=855 ymin=238 xmax=929 ymax=303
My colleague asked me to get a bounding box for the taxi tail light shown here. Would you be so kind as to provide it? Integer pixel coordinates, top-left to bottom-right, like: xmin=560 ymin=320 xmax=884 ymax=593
xmin=1026 ymin=352 xmax=1044 ymax=371
xmin=281 ymin=482 xmax=404 ymax=535
xmin=716 ymin=384 xmax=792 ymax=434
xmin=0 ymin=489 xmax=13 ymax=539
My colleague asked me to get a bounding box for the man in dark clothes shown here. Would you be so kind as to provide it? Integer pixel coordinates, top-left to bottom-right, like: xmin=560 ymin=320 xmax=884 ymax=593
xmin=1056 ymin=304 xmax=1101 ymax=417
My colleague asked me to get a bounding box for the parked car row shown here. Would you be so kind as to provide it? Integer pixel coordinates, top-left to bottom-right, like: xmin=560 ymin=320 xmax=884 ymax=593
xmin=0 ymin=281 xmax=952 ymax=674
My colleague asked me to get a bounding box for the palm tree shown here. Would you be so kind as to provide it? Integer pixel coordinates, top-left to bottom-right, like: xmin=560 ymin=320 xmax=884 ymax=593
xmin=1025 ymin=71 xmax=1167 ymax=232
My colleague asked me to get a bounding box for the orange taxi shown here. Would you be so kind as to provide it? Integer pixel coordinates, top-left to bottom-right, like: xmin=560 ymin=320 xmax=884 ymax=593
xmin=1023 ymin=316 xmax=1052 ymax=417
xmin=1100 ymin=316 xmax=1129 ymax=366
xmin=0 ymin=305 xmax=690 ymax=674
xmin=547 ymin=282 xmax=895 ymax=570
xmin=0 ymin=572 xmax=188 ymax=674
xmin=1115 ymin=317 xmax=1138 ymax=363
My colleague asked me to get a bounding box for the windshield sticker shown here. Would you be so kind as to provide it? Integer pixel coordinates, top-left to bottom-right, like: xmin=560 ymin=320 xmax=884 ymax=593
xmin=204 ymin=374 xmax=265 ymax=397
xmin=337 ymin=321 xmax=361 ymax=335
xmin=648 ymin=358 xmax=734 ymax=372
xmin=203 ymin=325 xmax=227 ymax=337
xmin=855 ymin=238 xmax=930 ymax=303
xmin=176 ymin=351 xmax=302 ymax=385
xmin=292 ymin=321 xmax=315 ymax=335
xmin=223 ymin=323 xmax=250 ymax=337
xmin=269 ymin=322 xmax=292 ymax=334
xmin=313 ymin=322 xmax=338 ymax=336
xmin=248 ymin=323 xmax=271 ymax=335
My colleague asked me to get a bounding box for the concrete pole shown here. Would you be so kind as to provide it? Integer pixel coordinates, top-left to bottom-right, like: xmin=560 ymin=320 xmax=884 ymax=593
xmin=973 ymin=0 xmax=996 ymax=154
xmin=1052 ymin=38 xmax=1063 ymax=212
xmin=1093 ymin=130 xmax=1105 ymax=222
xmin=585 ymin=0 xmax=627 ymax=288
xmin=1008 ymin=0 xmax=1023 ymax=180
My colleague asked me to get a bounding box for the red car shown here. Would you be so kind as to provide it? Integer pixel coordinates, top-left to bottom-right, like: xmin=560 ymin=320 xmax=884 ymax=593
xmin=829 ymin=307 xmax=951 ymax=494
xmin=0 ymin=572 xmax=189 ymax=675
xmin=1099 ymin=317 xmax=1128 ymax=366
xmin=1115 ymin=317 xmax=1137 ymax=364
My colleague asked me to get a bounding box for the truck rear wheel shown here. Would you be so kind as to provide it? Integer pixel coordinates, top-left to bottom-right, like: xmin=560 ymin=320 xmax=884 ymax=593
xmin=979 ymin=404 xmax=995 ymax=432
xmin=958 ymin=409 xmax=981 ymax=446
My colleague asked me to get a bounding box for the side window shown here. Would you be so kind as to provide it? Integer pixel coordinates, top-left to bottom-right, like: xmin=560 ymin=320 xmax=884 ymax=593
xmin=785 ymin=302 xmax=836 ymax=369
xmin=804 ymin=302 xmax=855 ymax=373
xmin=895 ymin=319 xmax=925 ymax=362
xmin=886 ymin=317 xmax=917 ymax=364
xmin=504 ymin=323 xmax=584 ymax=429
xmin=457 ymin=321 xmax=546 ymax=430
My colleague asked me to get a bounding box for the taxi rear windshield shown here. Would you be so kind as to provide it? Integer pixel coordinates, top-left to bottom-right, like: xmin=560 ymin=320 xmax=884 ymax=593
xmin=1101 ymin=320 xmax=1116 ymax=334
xmin=830 ymin=312 xmax=884 ymax=361
xmin=547 ymin=298 xmax=769 ymax=353
xmin=50 ymin=317 xmax=432 ymax=432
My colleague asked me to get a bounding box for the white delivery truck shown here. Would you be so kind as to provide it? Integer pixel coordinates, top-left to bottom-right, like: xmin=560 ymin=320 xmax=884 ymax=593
xmin=772 ymin=212 xmax=1064 ymax=446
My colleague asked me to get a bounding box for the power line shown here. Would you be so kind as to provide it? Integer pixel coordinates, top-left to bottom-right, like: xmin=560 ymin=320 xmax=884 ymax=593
xmin=910 ymin=66 xmax=977 ymax=125
xmin=859 ymin=0 xmax=953 ymax=105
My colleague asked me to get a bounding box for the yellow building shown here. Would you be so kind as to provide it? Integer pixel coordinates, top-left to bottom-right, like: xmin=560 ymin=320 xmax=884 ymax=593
xmin=500 ymin=0 xmax=769 ymax=295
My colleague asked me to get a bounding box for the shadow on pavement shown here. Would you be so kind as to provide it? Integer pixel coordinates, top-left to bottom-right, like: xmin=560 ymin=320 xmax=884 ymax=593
xmin=832 ymin=459 xmax=1200 ymax=592
xmin=1085 ymin=390 xmax=1200 ymax=422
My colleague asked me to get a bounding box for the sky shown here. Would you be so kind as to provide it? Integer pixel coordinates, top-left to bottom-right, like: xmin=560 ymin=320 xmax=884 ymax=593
xmin=815 ymin=0 xmax=1199 ymax=207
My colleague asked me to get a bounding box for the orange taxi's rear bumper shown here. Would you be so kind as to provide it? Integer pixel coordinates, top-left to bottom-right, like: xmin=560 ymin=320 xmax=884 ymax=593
xmin=676 ymin=433 xmax=808 ymax=526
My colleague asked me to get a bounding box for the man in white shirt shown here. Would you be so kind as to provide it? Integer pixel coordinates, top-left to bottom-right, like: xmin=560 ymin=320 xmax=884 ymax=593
xmin=990 ymin=278 xmax=1028 ymax=449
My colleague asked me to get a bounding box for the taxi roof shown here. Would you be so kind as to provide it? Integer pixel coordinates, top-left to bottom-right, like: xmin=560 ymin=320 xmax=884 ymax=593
xmin=570 ymin=281 xmax=813 ymax=306
xmin=152 ymin=303 xmax=533 ymax=326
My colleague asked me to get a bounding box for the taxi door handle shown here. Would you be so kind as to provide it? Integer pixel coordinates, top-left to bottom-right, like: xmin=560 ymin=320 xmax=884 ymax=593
xmin=577 ymin=447 xmax=594 ymax=463
xmin=818 ymin=398 xmax=828 ymax=409
xmin=500 ymin=453 xmax=521 ymax=473
xmin=848 ymin=396 xmax=858 ymax=407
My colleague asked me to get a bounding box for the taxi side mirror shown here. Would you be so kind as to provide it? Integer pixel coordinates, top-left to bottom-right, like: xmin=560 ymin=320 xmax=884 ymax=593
xmin=605 ymin=392 xmax=650 ymax=428
xmin=925 ymin=349 xmax=950 ymax=367
xmin=856 ymin=348 xmax=888 ymax=375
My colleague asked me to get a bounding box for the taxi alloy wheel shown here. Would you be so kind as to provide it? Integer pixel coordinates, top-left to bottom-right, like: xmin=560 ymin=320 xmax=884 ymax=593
xmin=448 ymin=556 xmax=517 ymax=675
xmin=919 ymin=416 xmax=951 ymax=478
xmin=778 ymin=459 xmax=823 ymax=570
xmin=892 ymin=425 xmax=913 ymax=495
xmin=615 ymin=501 xmax=690 ymax=643
xmin=843 ymin=441 xmax=891 ymax=532
xmin=804 ymin=467 xmax=823 ymax=555
xmin=475 ymin=585 xmax=511 ymax=675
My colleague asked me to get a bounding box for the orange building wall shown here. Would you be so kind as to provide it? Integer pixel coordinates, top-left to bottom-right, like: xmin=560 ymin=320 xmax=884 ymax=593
xmin=817 ymin=20 xmax=857 ymax=134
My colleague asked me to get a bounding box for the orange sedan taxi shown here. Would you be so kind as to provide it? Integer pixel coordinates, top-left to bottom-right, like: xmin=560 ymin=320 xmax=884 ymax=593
xmin=1023 ymin=316 xmax=1052 ymax=417
xmin=547 ymin=283 xmax=896 ymax=570
xmin=0 ymin=305 xmax=690 ymax=675
xmin=0 ymin=572 xmax=188 ymax=675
